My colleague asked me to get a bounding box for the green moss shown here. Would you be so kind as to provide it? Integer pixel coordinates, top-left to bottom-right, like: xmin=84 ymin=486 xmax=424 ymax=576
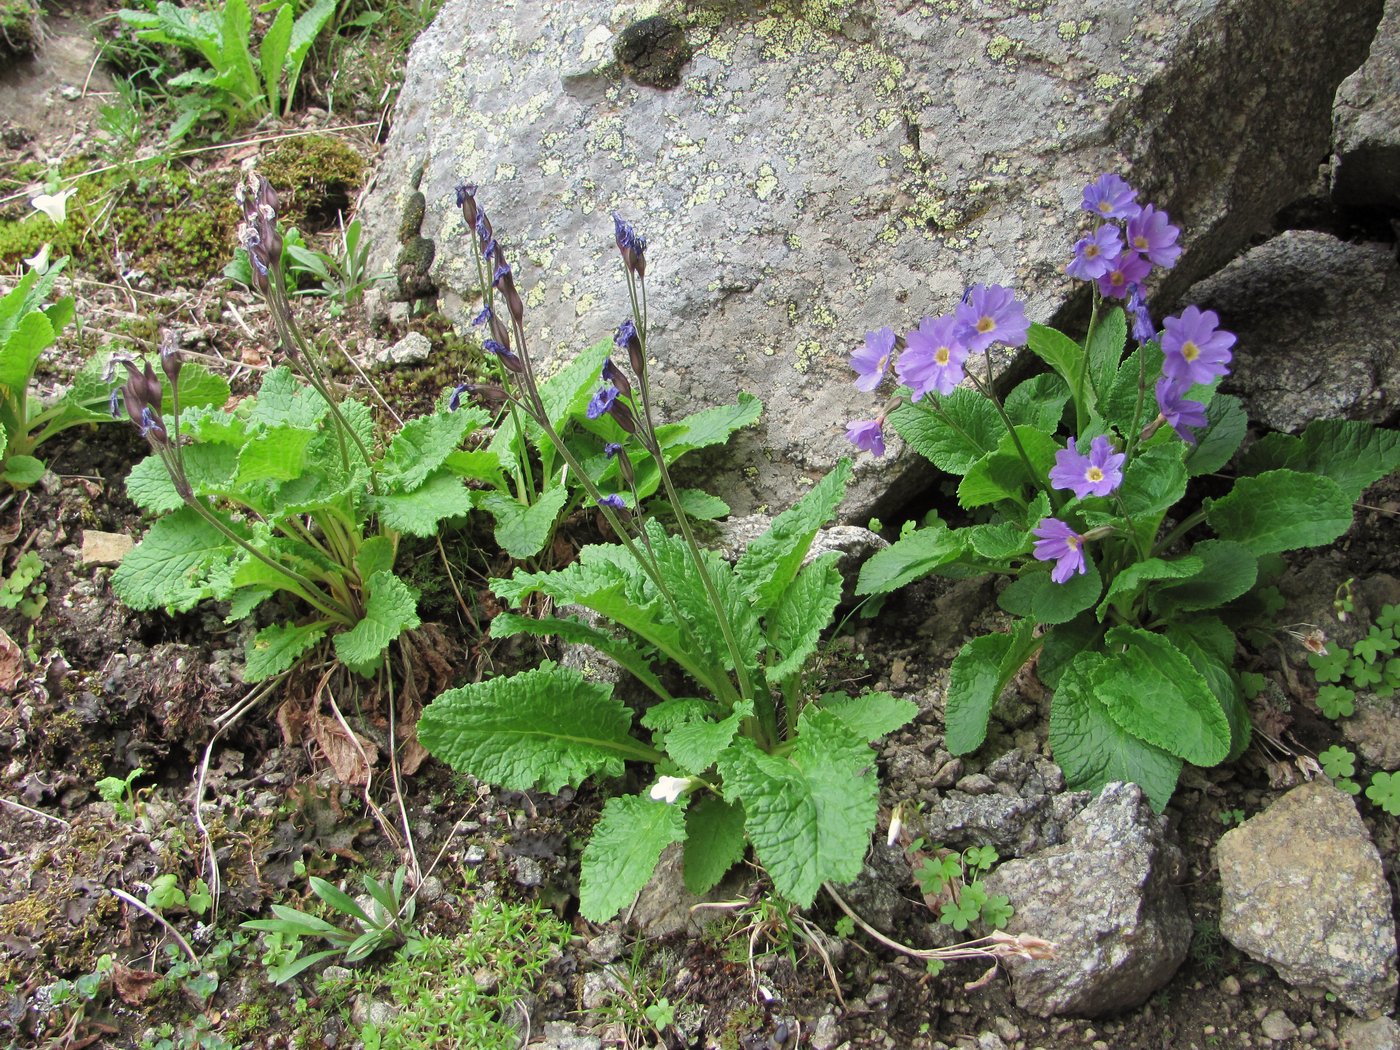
xmin=0 ymin=0 xmax=39 ymax=57
xmin=261 ymin=134 xmax=367 ymax=229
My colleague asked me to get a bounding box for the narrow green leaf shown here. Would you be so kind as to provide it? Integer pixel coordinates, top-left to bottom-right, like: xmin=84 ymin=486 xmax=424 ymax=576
xmin=716 ymin=708 xmax=878 ymax=906
xmin=259 ymin=2 xmax=292 ymax=112
xmin=735 ymin=459 xmax=850 ymax=612
xmin=1165 ymin=618 xmax=1251 ymax=762
xmin=1205 ymin=469 xmax=1353 ymax=554
xmin=332 ymin=571 xmax=420 ymax=669
xmin=1094 ymin=626 xmax=1230 ymax=766
xmin=489 ymin=612 xmax=671 ymax=700
xmin=1026 ymin=322 xmax=1083 ymax=392
xmin=1095 ymin=555 xmax=1203 ymax=622
xmin=244 ymin=621 xmax=328 ymax=682
xmin=418 ymin=663 xmax=650 ymax=793
xmin=1085 ymin=307 xmax=1128 ymax=409
xmin=888 ymin=389 xmax=1001 ymax=474
xmin=1184 ymin=393 xmax=1247 ymax=476
xmin=683 ymin=795 xmax=747 ymax=895
xmin=944 ymin=621 xmax=1039 ymax=755
xmin=855 ymin=522 xmax=966 ymax=596
xmin=579 ymin=794 xmax=687 ymax=922
xmin=765 ymin=553 xmax=843 ymax=686
xmin=1049 ymin=650 xmax=1182 ymax=812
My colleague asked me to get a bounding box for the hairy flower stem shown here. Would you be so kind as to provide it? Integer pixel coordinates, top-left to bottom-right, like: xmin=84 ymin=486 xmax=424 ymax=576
xmin=1075 ymin=292 xmax=1101 ymax=434
xmin=626 ymin=272 xmax=766 ymax=735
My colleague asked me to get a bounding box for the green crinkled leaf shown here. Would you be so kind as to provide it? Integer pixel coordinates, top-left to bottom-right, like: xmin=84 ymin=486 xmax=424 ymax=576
xmin=1238 ymin=419 xmax=1400 ymax=503
xmin=380 ymin=407 xmax=489 ymax=493
xmin=1026 ymin=323 xmax=1083 ymax=393
xmin=664 ymin=488 xmax=731 ymax=521
xmin=957 ymin=427 xmax=1059 ymax=509
xmin=1085 ymin=307 xmax=1128 ymax=409
xmin=735 ymin=460 xmax=849 ymax=613
xmin=664 ymin=701 xmax=752 ymax=774
xmin=579 ymin=794 xmax=687 ymax=922
xmin=479 ymin=486 xmax=569 ymax=560
xmin=765 ymin=553 xmax=843 ymax=686
xmin=332 ymin=571 xmax=420 ymax=670
xmin=1037 ymin=612 xmax=1102 ymax=689
xmin=1184 ymin=393 xmax=1247 ymax=477
xmin=1094 ymin=626 xmax=1230 ymax=766
xmin=111 ymin=506 xmax=234 ymax=612
xmin=2 ymin=455 xmax=44 ymax=486
xmin=1165 ymin=618 xmax=1251 ymax=762
xmin=372 ymin=470 xmax=475 ymax=537
xmin=1095 ymin=555 xmax=1203 ymax=622
xmin=169 ymin=363 xmax=231 ymax=414
xmin=639 ymin=698 xmax=712 ymax=732
xmin=490 ymin=612 xmax=671 ymax=699
xmin=965 ymin=521 xmax=1032 ymax=561
xmin=684 ymin=795 xmax=747 ymax=895
xmin=244 ymin=621 xmax=328 ymax=682
xmin=225 ymin=586 xmax=272 ymax=623
xmin=1049 ymin=650 xmax=1182 ymax=812
xmin=1150 ymin=540 xmax=1258 ymax=617
xmin=945 ymin=620 xmax=1040 ymax=755
xmin=998 ymin=561 xmax=1103 ymax=625
xmin=654 ymin=392 xmax=763 ymax=464
xmin=355 ymin=535 xmax=395 ymax=583
xmin=1004 ymin=372 xmax=1070 ymax=432
xmin=418 ymin=663 xmax=650 ymax=792
xmin=1205 ymin=469 xmax=1353 ymax=554
xmin=855 ymin=523 xmax=966 ymax=596
xmin=814 ymin=691 xmax=918 ymax=743
xmin=0 ymin=309 xmax=55 ymax=392
xmin=234 ymin=425 xmax=315 ymax=486
xmin=889 ymin=389 xmax=1001 ymax=475
xmin=1119 ymin=442 xmax=1187 ymax=518
xmin=1101 ymin=343 xmax=1164 ymax=435
xmin=443 ymin=448 xmax=506 ymax=489
xmin=246 ymin=367 xmax=328 ymax=430
xmin=716 ymin=707 xmax=878 ymax=906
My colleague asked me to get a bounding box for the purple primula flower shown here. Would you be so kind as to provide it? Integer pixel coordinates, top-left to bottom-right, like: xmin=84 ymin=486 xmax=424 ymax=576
xmin=1154 ymin=377 xmax=1209 ymax=444
xmin=1126 ymin=285 xmax=1155 ymax=345
xmin=1065 ymin=226 xmax=1123 ymax=281
xmin=1049 ymin=435 xmax=1126 ymax=499
xmin=615 ymin=319 xmax=638 ymax=348
xmin=587 ymin=383 xmax=620 ymax=420
xmin=1095 ymin=251 xmax=1152 ymax=299
xmin=1126 ymin=204 xmax=1181 ymax=269
xmin=597 ymin=494 xmax=627 ymax=510
xmin=851 ymin=326 xmax=897 ymax=392
xmin=1160 ymin=305 xmax=1235 ymax=386
xmin=1081 ymin=173 xmax=1141 ymax=221
xmin=1032 ymin=517 xmax=1089 ymax=584
xmin=898 ymin=314 xmax=968 ymax=399
xmin=955 ymin=284 xmax=1030 ymax=352
xmin=846 ymin=419 xmax=886 ymax=457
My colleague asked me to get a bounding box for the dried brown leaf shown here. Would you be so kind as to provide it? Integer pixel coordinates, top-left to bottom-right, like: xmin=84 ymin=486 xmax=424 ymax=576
xmin=112 ymin=962 xmax=159 ymax=1005
xmin=307 ymin=711 xmax=378 ymax=787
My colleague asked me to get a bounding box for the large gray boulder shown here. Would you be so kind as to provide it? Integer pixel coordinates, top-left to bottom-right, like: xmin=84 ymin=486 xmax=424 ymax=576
xmin=362 ymin=0 xmax=1380 ymax=517
xmin=981 ymin=781 xmax=1191 ymax=1017
xmin=1334 ymin=0 xmax=1400 ymax=210
xmin=1184 ymin=230 xmax=1400 ymax=431
xmin=1217 ymin=780 xmax=1398 ymax=1017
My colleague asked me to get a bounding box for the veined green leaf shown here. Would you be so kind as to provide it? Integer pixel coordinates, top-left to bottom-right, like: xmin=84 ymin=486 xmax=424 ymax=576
xmin=1085 ymin=307 xmax=1128 ymax=410
xmin=381 ymin=407 xmax=489 ymax=493
xmin=111 ymin=506 xmax=233 ymax=612
xmin=1095 ymin=555 xmax=1203 ymax=622
xmin=957 ymin=427 xmax=1059 ymax=509
xmin=489 ymin=611 xmax=670 ymax=700
xmin=1102 ymin=343 xmax=1164 ymax=435
xmin=1094 ymin=626 xmax=1230 ymax=766
xmin=259 ymin=2 xmax=292 ymax=113
xmin=1049 ymin=650 xmax=1182 ymax=812
xmin=998 ymin=561 xmax=1102 ymax=625
xmin=1026 ymin=322 xmax=1083 ymax=393
xmin=655 ymin=392 xmax=762 ymax=464
xmin=945 ymin=620 xmax=1039 ymax=755
xmin=1149 ymin=540 xmax=1257 ymax=617
xmin=814 ymin=691 xmax=918 ymax=743
xmin=235 ymin=425 xmax=315 ymax=486
xmin=1184 ymin=393 xmax=1247 ymax=477
xmin=684 ymin=795 xmax=746 ymax=895
xmin=1205 ymin=469 xmax=1353 ymax=554
xmin=855 ymin=522 xmax=966 ymax=596
xmin=246 ymin=367 xmax=329 ymax=430
xmin=479 ymin=486 xmax=569 ymax=560
xmin=1119 ymin=442 xmax=1187 ymax=518
xmin=716 ymin=707 xmax=878 ymax=906
xmin=764 ymin=552 xmax=843 ymax=686
xmin=579 ymin=794 xmax=687 ymax=922
xmin=735 ymin=459 xmax=850 ymax=613
xmin=244 ymin=620 xmax=328 ymax=682
xmin=1003 ymin=372 xmax=1070 ymax=432
xmin=332 ymin=571 xmax=420 ymax=670
xmin=372 ymin=470 xmax=474 ymax=537
xmin=418 ymin=663 xmax=652 ymax=793
xmin=1165 ymin=617 xmax=1251 ymax=762
xmin=1238 ymin=419 xmax=1400 ymax=503
xmin=888 ymin=389 xmax=1001 ymax=475
xmin=664 ymin=701 xmax=752 ymax=774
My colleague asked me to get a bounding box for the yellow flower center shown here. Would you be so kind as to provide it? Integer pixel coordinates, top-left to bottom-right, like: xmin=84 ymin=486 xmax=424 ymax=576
xmin=1133 ymin=234 xmax=1149 ymax=251
xmin=1086 ymin=467 xmax=1104 ymax=483
xmin=1182 ymin=340 xmax=1200 ymax=362
xmin=977 ymin=317 xmax=994 ymax=334
xmin=1108 ymin=270 xmax=1125 ymax=288
xmin=1067 ymin=535 xmax=1081 ymax=551
xmin=1098 ymin=202 xmax=1112 ymax=215
xmin=935 ymin=346 xmax=951 ymax=366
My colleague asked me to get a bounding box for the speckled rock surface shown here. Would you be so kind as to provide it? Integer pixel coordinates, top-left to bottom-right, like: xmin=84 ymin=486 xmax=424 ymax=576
xmin=1334 ymin=0 xmax=1400 ymax=209
xmin=982 ymin=781 xmax=1190 ymax=1017
xmin=1185 ymin=231 xmax=1400 ymax=431
xmin=1216 ymin=780 xmax=1399 ymax=1017
xmin=363 ymin=0 xmax=1379 ymax=516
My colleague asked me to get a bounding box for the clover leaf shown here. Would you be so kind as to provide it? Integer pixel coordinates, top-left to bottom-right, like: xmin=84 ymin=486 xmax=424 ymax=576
xmin=1318 ymin=745 xmax=1355 ymax=779
xmin=1316 ymin=685 xmax=1356 ymax=719
xmin=1350 ymin=659 xmax=1383 ymax=689
xmin=1365 ymin=771 xmax=1400 ymax=816
xmin=1308 ymin=648 xmax=1348 ymax=684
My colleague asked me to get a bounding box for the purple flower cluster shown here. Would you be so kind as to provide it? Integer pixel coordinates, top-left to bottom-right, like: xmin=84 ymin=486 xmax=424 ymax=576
xmin=1066 ymin=173 xmax=1181 ymax=302
xmin=845 ymin=284 xmax=1031 ymax=457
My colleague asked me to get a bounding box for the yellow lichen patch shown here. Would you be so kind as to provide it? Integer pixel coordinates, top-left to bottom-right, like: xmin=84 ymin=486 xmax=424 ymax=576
xmin=754 ymin=163 xmax=780 ymax=201
xmin=1058 ymin=18 xmax=1092 ymax=40
xmin=793 ymin=339 xmax=822 ymax=373
xmin=811 ymin=302 xmax=838 ymax=329
xmin=986 ymin=34 xmax=1016 ymax=61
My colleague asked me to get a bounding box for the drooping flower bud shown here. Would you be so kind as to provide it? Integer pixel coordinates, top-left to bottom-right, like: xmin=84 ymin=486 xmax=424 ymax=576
xmin=455 ymin=183 xmax=479 ymax=231
xmin=602 ymin=357 xmax=632 ymax=400
xmin=159 ymin=329 xmax=183 ymax=389
xmin=614 ymin=318 xmax=644 ymax=375
xmin=483 ymin=338 xmax=524 ymax=374
xmin=612 ymin=213 xmax=647 ymax=277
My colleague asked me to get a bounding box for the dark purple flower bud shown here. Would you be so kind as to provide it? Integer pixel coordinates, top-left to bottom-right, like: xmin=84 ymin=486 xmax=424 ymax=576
xmin=607 ymin=396 xmax=639 ymax=435
xmin=483 ymin=338 xmax=524 ymax=374
xmin=604 ymin=442 xmax=623 ymax=458
xmin=587 ymin=384 xmax=619 ymax=420
xmin=612 ymin=213 xmax=647 ymax=277
xmin=482 ymin=238 xmax=497 ymax=260
xmin=602 ymin=357 xmax=632 ymax=399
xmin=456 ymin=183 xmax=479 ymax=228
xmin=472 ymin=306 xmax=492 ymax=327
xmin=614 ymin=318 xmax=644 ymax=374
xmin=109 ymin=389 xmax=122 ymax=419
xmin=139 ymin=405 xmax=168 ymax=444
xmin=488 ymin=313 xmax=512 ymax=349
xmin=449 ymin=384 xmax=467 ymax=411
xmin=597 ymin=494 xmax=627 ymax=510
xmin=475 ymin=210 xmax=492 ymax=245
xmin=492 ymin=263 xmax=512 ymax=289
xmin=160 ymin=329 xmax=183 ymax=388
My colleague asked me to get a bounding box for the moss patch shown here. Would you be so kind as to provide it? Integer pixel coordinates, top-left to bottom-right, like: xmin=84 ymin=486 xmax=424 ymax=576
xmin=0 ymin=0 xmax=39 ymax=57
xmin=261 ymin=134 xmax=367 ymax=231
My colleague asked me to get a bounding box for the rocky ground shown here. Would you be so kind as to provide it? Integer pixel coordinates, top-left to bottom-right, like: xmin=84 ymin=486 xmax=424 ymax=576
xmin=1 ymin=2 xmax=1399 ymax=1049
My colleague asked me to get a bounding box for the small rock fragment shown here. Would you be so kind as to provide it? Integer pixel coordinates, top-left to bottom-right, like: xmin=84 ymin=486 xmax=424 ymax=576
xmin=81 ymin=530 xmax=134 ymax=567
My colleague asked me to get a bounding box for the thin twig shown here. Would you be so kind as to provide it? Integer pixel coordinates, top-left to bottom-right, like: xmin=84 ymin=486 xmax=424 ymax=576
xmin=0 ymin=796 xmax=70 ymax=828
xmin=385 ymin=654 xmax=420 ymax=885
xmin=323 ymin=681 xmax=401 ymax=851
xmin=334 ymin=335 xmax=402 ymax=426
xmin=110 ymin=887 xmax=202 ymax=970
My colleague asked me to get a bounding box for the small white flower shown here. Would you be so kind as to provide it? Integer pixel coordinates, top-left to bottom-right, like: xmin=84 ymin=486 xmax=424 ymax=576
xmin=22 ymin=244 xmax=51 ymax=273
xmin=648 ymin=776 xmax=693 ymax=805
xmin=886 ymin=807 xmax=904 ymax=848
xmin=31 ymin=187 xmax=76 ymax=226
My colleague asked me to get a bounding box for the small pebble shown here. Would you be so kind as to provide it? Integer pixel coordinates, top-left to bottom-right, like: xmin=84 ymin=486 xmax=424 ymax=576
xmin=1260 ymin=1010 xmax=1298 ymax=1042
xmin=1220 ymin=975 xmax=1242 ymax=996
xmin=463 ymin=844 xmax=487 ymax=865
